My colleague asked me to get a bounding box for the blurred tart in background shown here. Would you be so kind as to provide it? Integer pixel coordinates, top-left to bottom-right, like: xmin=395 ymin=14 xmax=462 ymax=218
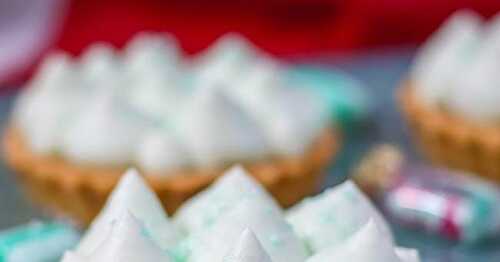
xmin=3 ymin=32 xmax=339 ymax=225
xmin=399 ymin=10 xmax=500 ymax=182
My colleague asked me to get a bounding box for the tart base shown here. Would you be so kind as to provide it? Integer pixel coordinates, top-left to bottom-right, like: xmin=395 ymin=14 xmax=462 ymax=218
xmin=399 ymin=82 xmax=500 ymax=183
xmin=3 ymin=126 xmax=340 ymax=226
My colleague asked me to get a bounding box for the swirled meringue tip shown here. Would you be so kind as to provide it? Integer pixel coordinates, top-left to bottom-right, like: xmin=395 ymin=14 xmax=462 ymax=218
xmin=177 ymin=87 xmax=270 ymax=167
xmin=306 ymin=219 xmax=405 ymax=262
xmin=73 ymin=212 xmax=173 ymax=262
xmin=76 ymin=168 xmax=179 ymax=255
xmin=136 ymin=131 xmax=191 ymax=173
xmin=124 ymin=32 xmax=180 ymax=78
xmin=286 ymin=180 xmax=392 ymax=253
xmin=188 ymin=197 xmax=307 ymax=262
xmin=223 ymin=228 xmax=272 ymax=262
xmin=411 ymin=9 xmax=483 ymax=107
xmin=174 ymin=165 xmax=280 ymax=234
xmin=60 ymin=92 xmax=144 ymax=166
xmin=80 ymin=43 xmax=122 ymax=82
xmin=29 ymin=51 xmax=76 ymax=91
xmin=125 ymin=31 xmax=179 ymax=58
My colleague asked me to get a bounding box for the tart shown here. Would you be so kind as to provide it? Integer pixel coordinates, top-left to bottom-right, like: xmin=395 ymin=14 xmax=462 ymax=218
xmin=399 ymin=10 xmax=500 ymax=182
xmin=3 ymin=32 xmax=339 ymax=225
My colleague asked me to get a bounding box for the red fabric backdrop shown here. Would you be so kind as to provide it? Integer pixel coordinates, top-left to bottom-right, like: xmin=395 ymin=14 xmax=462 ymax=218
xmin=54 ymin=0 xmax=500 ymax=57
xmin=3 ymin=0 xmax=500 ymax=88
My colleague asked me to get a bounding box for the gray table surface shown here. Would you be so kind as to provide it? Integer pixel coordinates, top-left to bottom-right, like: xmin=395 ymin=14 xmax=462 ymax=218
xmin=1 ymin=49 xmax=500 ymax=261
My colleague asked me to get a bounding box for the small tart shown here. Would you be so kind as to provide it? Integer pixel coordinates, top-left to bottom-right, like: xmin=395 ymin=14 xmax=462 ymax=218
xmin=399 ymin=82 xmax=500 ymax=182
xmin=3 ymin=126 xmax=339 ymax=226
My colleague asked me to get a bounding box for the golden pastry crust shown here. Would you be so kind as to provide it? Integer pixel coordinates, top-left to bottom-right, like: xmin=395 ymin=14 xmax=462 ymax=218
xmin=3 ymin=126 xmax=340 ymax=226
xmin=399 ymin=82 xmax=500 ymax=182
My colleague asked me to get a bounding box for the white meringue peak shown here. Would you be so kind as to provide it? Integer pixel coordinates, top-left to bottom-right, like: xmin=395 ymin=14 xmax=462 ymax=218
xmin=195 ymin=33 xmax=259 ymax=71
xmin=13 ymin=90 xmax=73 ymax=154
xmin=223 ymin=228 xmax=272 ymax=262
xmin=67 ymin=212 xmax=172 ymax=262
xmin=217 ymin=60 xmax=328 ymax=156
xmin=188 ymin=198 xmax=307 ymax=262
xmin=178 ymin=86 xmax=270 ymax=167
xmin=262 ymin=88 xmax=329 ymax=156
xmin=306 ymin=219 xmax=408 ymax=262
xmin=174 ymin=165 xmax=281 ymax=234
xmin=80 ymin=43 xmax=122 ymax=85
xmin=60 ymin=91 xmax=147 ymax=165
xmin=76 ymin=169 xmax=180 ymax=255
xmin=28 ymin=52 xmax=77 ymax=93
xmin=125 ymin=70 xmax=185 ymax=121
xmin=136 ymin=130 xmax=192 ymax=173
xmin=411 ymin=9 xmax=482 ymax=106
xmin=124 ymin=32 xmax=180 ymax=77
xmin=286 ymin=180 xmax=392 ymax=253
xmin=13 ymin=52 xmax=85 ymax=154
xmin=445 ymin=51 xmax=500 ymax=122
xmin=192 ymin=33 xmax=271 ymax=91
xmin=443 ymin=12 xmax=500 ymax=122
xmin=226 ymin=60 xmax=284 ymax=118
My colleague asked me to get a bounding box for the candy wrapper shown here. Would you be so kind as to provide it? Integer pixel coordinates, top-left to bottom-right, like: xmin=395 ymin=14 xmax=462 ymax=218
xmin=0 ymin=221 xmax=80 ymax=262
xmin=353 ymin=144 xmax=500 ymax=243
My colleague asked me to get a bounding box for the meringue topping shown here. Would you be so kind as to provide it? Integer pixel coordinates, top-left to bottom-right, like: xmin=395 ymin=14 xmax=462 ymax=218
xmin=174 ymin=165 xmax=280 ymax=234
xmin=65 ymin=212 xmax=172 ymax=262
xmin=77 ymin=169 xmax=180 ymax=255
xmin=14 ymin=32 xmax=331 ymax=172
xmin=410 ymin=10 xmax=500 ymax=123
xmin=188 ymin=198 xmax=307 ymax=262
xmin=286 ymin=181 xmax=392 ymax=252
xmin=306 ymin=219 xmax=416 ymax=262
xmin=80 ymin=43 xmax=122 ymax=85
xmin=60 ymin=92 xmax=147 ymax=165
xmin=136 ymin=130 xmax=192 ymax=173
xmin=124 ymin=32 xmax=180 ymax=77
xmin=177 ymin=87 xmax=270 ymax=167
xmin=223 ymin=229 xmax=273 ymax=262
xmin=412 ymin=10 xmax=482 ymax=107
xmin=62 ymin=166 xmax=419 ymax=262
xmin=13 ymin=52 xmax=84 ymax=154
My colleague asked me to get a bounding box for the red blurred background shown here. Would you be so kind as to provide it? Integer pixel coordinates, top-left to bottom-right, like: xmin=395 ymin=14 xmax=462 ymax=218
xmin=2 ymin=0 xmax=500 ymax=88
